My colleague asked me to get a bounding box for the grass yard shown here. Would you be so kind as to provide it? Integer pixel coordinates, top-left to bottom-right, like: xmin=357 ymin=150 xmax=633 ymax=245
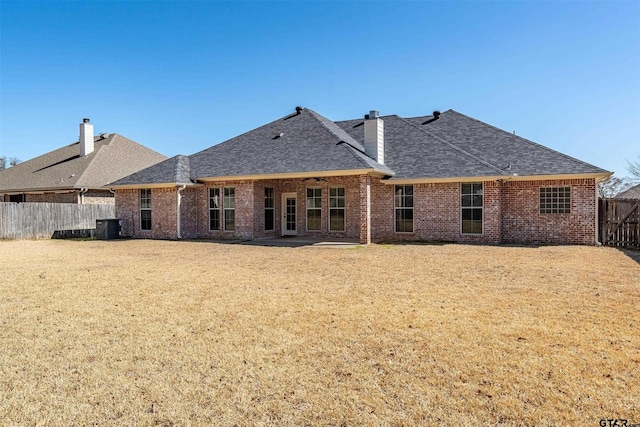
xmin=0 ymin=240 xmax=638 ymax=426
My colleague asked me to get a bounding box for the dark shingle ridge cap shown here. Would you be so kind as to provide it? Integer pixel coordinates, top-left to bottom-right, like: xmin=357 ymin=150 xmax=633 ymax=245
xmin=397 ymin=113 xmax=509 ymax=177
xmin=174 ymin=154 xmax=193 ymax=184
xmin=304 ymin=108 xmax=392 ymax=173
xmin=445 ymin=109 xmax=610 ymax=174
xmin=304 ymin=108 xmax=366 ymax=154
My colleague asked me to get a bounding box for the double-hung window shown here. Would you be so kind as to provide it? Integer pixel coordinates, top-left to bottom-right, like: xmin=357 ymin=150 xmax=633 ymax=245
xmin=140 ymin=189 xmax=152 ymax=231
xmin=264 ymin=187 xmax=275 ymax=231
xmin=306 ymin=187 xmax=322 ymax=231
xmin=224 ymin=187 xmax=235 ymax=231
xmin=461 ymin=183 xmax=483 ymax=234
xmin=394 ymin=185 xmax=413 ymax=233
xmin=540 ymin=187 xmax=570 ymax=213
xmin=209 ymin=188 xmax=220 ymax=231
xmin=329 ymin=187 xmax=345 ymax=231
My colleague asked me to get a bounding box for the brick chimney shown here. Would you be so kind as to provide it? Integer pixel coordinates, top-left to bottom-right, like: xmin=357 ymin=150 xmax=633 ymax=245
xmin=364 ymin=110 xmax=384 ymax=164
xmin=79 ymin=118 xmax=94 ymax=156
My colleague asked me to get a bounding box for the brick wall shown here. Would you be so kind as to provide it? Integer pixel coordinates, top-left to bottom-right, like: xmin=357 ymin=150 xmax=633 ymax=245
xmin=3 ymin=190 xmax=114 ymax=204
xmin=24 ymin=192 xmax=77 ymax=203
xmin=114 ymin=176 xmax=598 ymax=245
xmin=197 ymin=176 xmax=362 ymax=240
xmin=82 ymin=190 xmax=115 ymax=205
xmin=116 ymin=188 xmax=178 ymax=239
xmin=501 ymin=178 xmax=597 ymax=245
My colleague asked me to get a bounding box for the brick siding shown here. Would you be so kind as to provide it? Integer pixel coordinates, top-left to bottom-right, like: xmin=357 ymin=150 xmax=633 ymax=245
xmin=3 ymin=190 xmax=114 ymax=204
xmin=115 ymin=176 xmax=598 ymax=245
xmin=501 ymin=178 xmax=597 ymax=245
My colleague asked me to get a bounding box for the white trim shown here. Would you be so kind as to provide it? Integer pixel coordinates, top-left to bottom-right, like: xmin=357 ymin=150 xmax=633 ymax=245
xmin=306 ymin=186 xmax=322 ymax=232
xmin=264 ymin=187 xmax=276 ymax=232
xmin=386 ymin=172 xmax=610 ymax=185
xmin=109 ymin=183 xmax=200 ymax=190
xmin=460 ymin=182 xmax=484 ymax=235
xmin=328 ymin=186 xmax=346 ymax=232
xmin=198 ymin=168 xmax=392 ymax=182
xmin=208 ymin=187 xmax=221 ymax=231
xmin=281 ymin=192 xmax=297 ymax=236
xmin=394 ymin=184 xmax=414 ymax=234
xmin=223 ymin=187 xmax=235 ymax=232
xmin=139 ymin=189 xmax=152 ymax=231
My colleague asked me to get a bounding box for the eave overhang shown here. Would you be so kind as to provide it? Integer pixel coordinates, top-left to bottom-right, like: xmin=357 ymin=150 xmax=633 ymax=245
xmin=383 ymin=172 xmax=611 ymax=185
xmin=107 ymin=182 xmax=201 ymax=190
xmin=195 ymin=168 xmax=393 ymax=182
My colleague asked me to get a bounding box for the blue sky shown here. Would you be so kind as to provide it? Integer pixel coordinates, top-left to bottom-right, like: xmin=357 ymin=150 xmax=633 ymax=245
xmin=1 ymin=1 xmax=639 ymax=178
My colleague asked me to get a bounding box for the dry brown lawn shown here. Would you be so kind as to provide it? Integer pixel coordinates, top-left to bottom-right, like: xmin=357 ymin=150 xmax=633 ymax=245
xmin=0 ymin=239 xmax=638 ymax=426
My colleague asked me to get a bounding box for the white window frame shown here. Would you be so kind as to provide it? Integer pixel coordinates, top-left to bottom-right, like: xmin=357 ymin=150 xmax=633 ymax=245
xmin=306 ymin=187 xmax=322 ymax=231
xmin=223 ymin=187 xmax=235 ymax=231
xmin=264 ymin=187 xmax=275 ymax=231
xmin=461 ymin=182 xmax=483 ymax=235
xmin=209 ymin=188 xmax=221 ymax=231
xmin=329 ymin=186 xmax=346 ymax=232
xmin=394 ymin=185 xmax=414 ymax=233
xmin=140 ymin=189 xmax=152 ymax=231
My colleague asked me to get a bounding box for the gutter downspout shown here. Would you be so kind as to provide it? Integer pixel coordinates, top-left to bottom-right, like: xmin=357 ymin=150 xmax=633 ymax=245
xmin=177 ymin=185 xmax=186 ymax=239
xmin=79 ymin=188 xmax=88 ymax=204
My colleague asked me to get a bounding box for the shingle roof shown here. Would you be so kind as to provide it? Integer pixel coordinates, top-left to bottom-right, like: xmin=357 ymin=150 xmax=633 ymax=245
xmin=415 ymin=110 xmax=609 ymax=177
xmin=337 ymin=115 xmax=507 ymax=180
xmin=107 ymin=107 xmax=609 ymax=187
xmin=109 ymin=155 xmax=195 ymax=187
xmin=187 ymin=108 xmax=393 ymax=179
xmin=0 ymin=133 xmax=167 ymax=192
xmin=616 ymin=183 xmax=640 ymax=199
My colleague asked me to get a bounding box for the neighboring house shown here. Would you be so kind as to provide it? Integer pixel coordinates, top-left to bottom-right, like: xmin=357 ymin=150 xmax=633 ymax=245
xmin=109 ymin=107 xmax=610 ymax=245
xmin=0 ymin=119 xmax=167 ymax=204
xmin=616 ymin=183 xmax=640 ymax=199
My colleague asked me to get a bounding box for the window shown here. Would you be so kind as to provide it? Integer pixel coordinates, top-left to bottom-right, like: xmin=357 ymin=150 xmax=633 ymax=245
xmin=329 ymin=187 xmax=345 ymax=231
xmin=264 ymin=187 xmax=275 ymax=231
xmin=140 ymin=189 xmax=152 ymax=231
xmin=209 ymin=188 xmax=220 ymax=231
xmin=224 ymin=187 xmax=235 ymax=231
xmin=395 ymin=185 xmax=413 ymax=233
xmin=461 ymin=183 xmax=483 ymax=234
xmin=540 ymin=187 xmax=571 ymax=213
xmin=8 ymin=194 xmax=25 ymax=203
xmin=306 ymin=187 xmax=322 ymax=231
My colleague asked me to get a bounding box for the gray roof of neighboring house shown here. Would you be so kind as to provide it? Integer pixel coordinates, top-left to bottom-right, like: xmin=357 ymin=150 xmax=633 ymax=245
xmin=0 ymin=133 xmax=168 ymax=192
xmin=109 ymin=107 xmax=610 ymax=187
xmin=616 ymin=183 xmax=640 ymax=199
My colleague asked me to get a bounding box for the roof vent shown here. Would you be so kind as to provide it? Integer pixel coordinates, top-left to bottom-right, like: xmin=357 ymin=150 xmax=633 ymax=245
xmin=433 ymin=111 xmax=441 ymax=120
xmin=295 ymin=106 xmax=303 ymax=114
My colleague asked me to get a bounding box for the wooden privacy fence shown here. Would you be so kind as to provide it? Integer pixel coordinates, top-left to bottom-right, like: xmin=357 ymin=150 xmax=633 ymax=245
xmin=0 ymin=202 xmax=115 ymax=240
xmin=599 ymin=198 xmax=640 ymax=249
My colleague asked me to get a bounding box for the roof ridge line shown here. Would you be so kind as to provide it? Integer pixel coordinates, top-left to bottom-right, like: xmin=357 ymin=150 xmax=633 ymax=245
xmin=175 ymin=154 xmax=191 ymax=183
xmin=399 ymin=115 xmax=508 ymax=176
xmin=73 ymin=137 xmax=112 ymax=188
xmin=303 ymin=109 xmax=374 ymax=170
xmin=446 ymin=110 xmax=609 ymax=173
